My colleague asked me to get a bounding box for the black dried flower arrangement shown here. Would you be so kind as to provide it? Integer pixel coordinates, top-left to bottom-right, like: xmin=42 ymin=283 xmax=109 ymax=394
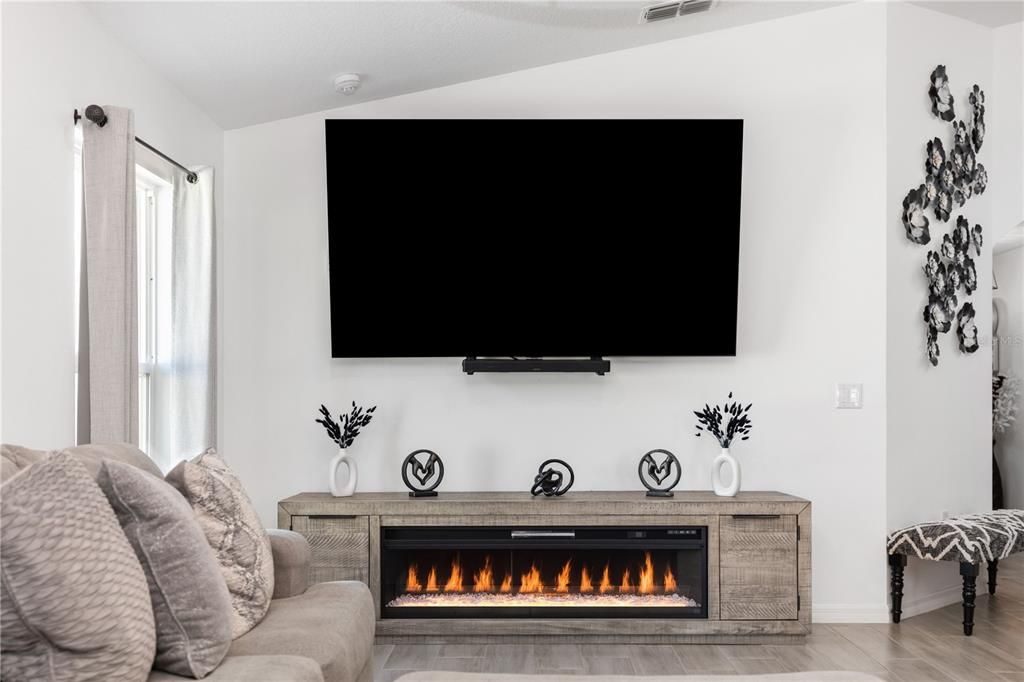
xmin=694 ymin=392 xmax=753 ymax=449
xmin=316 ymin=401 xmax=377 ymax=450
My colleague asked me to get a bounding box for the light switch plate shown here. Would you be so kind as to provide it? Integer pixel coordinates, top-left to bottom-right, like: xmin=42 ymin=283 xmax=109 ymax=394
xmin=835 ymin=383 xmax=863 ymax=409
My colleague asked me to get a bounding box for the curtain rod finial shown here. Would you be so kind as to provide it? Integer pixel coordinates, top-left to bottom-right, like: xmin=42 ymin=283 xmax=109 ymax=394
xmin=84 ymin=104 xmax=108 ymax=128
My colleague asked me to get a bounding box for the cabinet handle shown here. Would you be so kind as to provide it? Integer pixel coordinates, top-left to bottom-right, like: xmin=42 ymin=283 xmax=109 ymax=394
xmin=730 ymin=514 xmax=781 ymax=519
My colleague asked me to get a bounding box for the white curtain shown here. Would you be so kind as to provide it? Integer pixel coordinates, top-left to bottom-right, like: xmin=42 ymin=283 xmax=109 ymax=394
xmin=155 ymin=166 xmax=217 ymax=466
xmin=78 ymin=106 xmax=138 ymax=445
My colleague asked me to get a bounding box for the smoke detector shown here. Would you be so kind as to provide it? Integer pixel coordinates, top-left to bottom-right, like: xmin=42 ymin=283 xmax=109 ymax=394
xmin=640 ymin=0 xmax=715 ymax=23
xmin=334 ymin=73 xmax=362 ymax=95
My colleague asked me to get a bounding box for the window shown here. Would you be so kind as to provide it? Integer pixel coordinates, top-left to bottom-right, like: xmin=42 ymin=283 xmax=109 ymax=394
xmin=135 ymin=167 xmax=172 ymax=455
xmin=74 ymin=147 xmax=172 ymax=454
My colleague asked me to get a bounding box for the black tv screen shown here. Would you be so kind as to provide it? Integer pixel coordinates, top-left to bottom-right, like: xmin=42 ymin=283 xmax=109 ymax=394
xmin=326 ymin=119 xmax=742 ymax=358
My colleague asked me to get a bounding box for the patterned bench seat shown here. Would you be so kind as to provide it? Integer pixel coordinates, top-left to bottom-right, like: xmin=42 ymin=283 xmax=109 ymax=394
xmin=886 ymin=509 xmax=1024 ymax=635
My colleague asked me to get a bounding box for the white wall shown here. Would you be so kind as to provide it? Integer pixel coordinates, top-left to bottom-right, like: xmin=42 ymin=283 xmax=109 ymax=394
xmin=0 ymin=2 xmax=223 ymax=448
xmin=885 ymin=2 xmax=997 ymax=617
xmin=224 ymin=2 xmax=891 ymax=621
xmin=991 ymin=22 xmax=1024 ymax=238
xmin=995 ymin=246 xmax=1024 ymax=509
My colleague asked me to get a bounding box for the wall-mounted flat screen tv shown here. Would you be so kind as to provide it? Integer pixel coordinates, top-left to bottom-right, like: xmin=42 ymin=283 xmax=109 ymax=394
xmin=325 ymin=119 xmax=743 ymax=358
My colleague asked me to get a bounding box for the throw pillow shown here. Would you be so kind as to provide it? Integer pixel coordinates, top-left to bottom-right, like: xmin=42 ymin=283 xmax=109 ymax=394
xmin=166 ymin=449 xmax=274 ymax=638
xmin=0 ymin=452 xmax=156 ymax=681
xmin=98 ymin=460 xmax=233 ymax=678
xmin=65 ymin=442 xmax=165 ymax=479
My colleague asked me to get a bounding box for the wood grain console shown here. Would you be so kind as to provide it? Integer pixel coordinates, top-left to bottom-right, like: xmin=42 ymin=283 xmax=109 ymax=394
xmin=278 ymin=491 xmax=811 ymax=643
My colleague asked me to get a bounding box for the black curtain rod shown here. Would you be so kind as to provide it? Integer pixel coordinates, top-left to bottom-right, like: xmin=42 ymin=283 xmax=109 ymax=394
xmin=74 ymin=105 xmax=198 ymax=184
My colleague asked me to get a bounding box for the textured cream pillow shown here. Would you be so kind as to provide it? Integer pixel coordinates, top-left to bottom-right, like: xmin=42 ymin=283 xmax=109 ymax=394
xmin=1 ymin=452 xmax=156 ymax=681
xmin=166 ymin=449 xmax=274 ymax=638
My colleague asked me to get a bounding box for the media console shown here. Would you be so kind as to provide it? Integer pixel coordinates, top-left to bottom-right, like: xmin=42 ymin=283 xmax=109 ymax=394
xmin=277 ymin=491 xmax=811 ymax=644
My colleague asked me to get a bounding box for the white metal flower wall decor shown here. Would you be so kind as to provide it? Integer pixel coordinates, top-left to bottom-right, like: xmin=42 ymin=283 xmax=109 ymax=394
xmin=904 ymin=65 xmax=988 ymax=366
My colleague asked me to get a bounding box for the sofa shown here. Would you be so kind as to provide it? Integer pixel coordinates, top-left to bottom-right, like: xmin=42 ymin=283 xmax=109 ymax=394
xmin=0 ymin=444 xmax=375 ymax=682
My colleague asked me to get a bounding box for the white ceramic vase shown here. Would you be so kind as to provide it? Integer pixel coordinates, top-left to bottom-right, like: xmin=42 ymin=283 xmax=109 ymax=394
xmin=329 ymin=448 xmax=357 ymax=497
xmin=712 ymin=448 xmax=740 ymax=497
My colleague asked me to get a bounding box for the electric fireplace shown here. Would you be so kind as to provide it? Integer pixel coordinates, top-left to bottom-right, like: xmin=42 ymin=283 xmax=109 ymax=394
xmin=381 ymin=526 xmax=708 ymax=619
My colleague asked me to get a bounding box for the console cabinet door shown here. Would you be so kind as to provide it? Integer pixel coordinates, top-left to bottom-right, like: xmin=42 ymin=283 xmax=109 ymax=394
xmin=291 ymin=515 xmax=369 ymax=585
xmin=719 ymin=514 xmax=798 ymax=620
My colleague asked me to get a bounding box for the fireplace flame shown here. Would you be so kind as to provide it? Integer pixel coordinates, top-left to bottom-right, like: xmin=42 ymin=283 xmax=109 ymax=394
xmin=556 ymin=560 xmax=572 ymax=593
xmin=473 ymin=556 xmax=495 ymax=593
xmin=520 ymin=564 xmax=543 ymax=593
xmin=620 ymin=567 xmax=632 ymax=593
xmin=444 ymin=557 xmax=463 ymax=592
xmin=426 ymin=566 xmax=438 ymax=592
xmin=407 ymin=555 xmax=680 ymax=599
xmin=580 ymin=565 xmax=593 ymax=593
xmin=599 ymin=564 xmax=613 ymax=594
xmin=406 ymin=564 xmax=422 ymax=592
xmin=638 ymin=552 xmax=655 ymax=595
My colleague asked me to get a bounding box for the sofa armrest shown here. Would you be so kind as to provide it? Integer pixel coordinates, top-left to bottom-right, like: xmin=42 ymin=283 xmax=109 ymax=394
xmin=268 ymin=529 xmax=311 ymax=599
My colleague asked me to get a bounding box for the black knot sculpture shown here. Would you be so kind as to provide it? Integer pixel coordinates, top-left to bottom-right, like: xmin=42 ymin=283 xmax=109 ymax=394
xmin=530 ymin=459 xmax=574 ymax=497
xmin=638 ymin=449 xmax=681 ymax=498
xmin=401 ymin=449 xmax=444 ymax=498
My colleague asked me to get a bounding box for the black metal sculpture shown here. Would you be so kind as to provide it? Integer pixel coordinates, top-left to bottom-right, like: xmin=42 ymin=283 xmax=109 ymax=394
xmin=401 ymin=449 xmax=444 ymax=498
xmin=638 ymin=449 xmax=681 ymax=497
xmin=530 ymin=459 xmax=574 ymax=497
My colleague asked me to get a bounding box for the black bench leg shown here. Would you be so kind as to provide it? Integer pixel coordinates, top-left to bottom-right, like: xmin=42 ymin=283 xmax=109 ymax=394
xmin=961 ymin=562 xmax=979 ymax=636
xmin=988 ymin=559 xmax=998 ymax=595
xmin=889 ymin=554 xmax=907 ymax=624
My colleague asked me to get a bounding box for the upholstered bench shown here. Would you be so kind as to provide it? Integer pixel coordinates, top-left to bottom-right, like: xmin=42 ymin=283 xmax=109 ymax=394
xmin=886 ymin=509 xmax=1024 ymax=635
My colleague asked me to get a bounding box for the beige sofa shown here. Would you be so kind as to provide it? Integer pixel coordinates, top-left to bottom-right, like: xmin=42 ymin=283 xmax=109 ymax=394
xmin=1 ymin=444 xmax=375 ymax=682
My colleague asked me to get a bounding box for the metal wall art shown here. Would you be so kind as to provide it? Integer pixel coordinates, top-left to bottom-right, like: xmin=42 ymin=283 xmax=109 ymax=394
xmin=401 ymin=449 xmax=444 ymax=497
xmin=531 ymin=459 xmax=574 ymax=497
xmin=903 ymin=65 xmax=988 ymax=366
xmin=638 ymin=449 xmax=681 ymax=497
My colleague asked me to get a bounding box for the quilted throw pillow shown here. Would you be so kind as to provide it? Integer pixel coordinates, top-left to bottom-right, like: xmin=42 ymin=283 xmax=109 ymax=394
xmin=98 ymin=460 xmax=233 ymax=678
xmin=1 ymin=452 xmax=156 ymax=681
xmin=166 ymin=449 xmax=274 ymax=638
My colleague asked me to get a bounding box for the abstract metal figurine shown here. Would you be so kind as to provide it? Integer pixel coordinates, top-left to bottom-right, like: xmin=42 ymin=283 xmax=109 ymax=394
xmin=401 ymin=449 xmax=444 ymax=498
xmin=531 ymin=459 xmax=574 ymax=497
xmin=638 ymin=449 xmax=681 ymax=498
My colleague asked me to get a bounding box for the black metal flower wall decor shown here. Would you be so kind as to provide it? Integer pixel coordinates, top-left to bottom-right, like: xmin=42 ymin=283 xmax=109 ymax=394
xmin=903 ymin=65 xmax=988 ymax=366
xmin=929 ymin=65 xmax=956 ymax=121
xmin=957 ymin=302 xmax=979 ymax=353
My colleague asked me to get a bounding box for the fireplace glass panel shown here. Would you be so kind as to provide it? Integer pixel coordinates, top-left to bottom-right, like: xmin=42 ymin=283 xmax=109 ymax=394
xmin=381 ymin=526 xmax=707 ymax=619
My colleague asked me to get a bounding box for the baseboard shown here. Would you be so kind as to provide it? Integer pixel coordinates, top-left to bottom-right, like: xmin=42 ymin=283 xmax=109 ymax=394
xmin=812 ymin=603 xmax=891 ymax=623
xmin=898 ymin=583 xmax=962 ymax=619
xmin=813 ymin=584 xmax=963 ymax=623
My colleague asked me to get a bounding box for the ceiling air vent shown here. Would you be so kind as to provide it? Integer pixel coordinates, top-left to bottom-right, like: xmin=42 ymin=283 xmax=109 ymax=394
xmin=678 ymin=0 xmax=714 ymax=16
xmin=640 ymin=0 xmax=715 ymax=23
xmin=641 ymin=2 xmax=681 ymax=22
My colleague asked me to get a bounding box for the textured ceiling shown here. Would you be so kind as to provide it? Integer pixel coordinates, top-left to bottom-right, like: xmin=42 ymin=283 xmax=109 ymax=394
xmin=86 ymin=1 xmax=846 ymax=129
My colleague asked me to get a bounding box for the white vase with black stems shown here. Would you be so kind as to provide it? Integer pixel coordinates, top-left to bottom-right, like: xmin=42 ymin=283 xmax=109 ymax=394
xmin=316 ymin=401 xmax=377 ymax=497
xmin=694 ymin=392 xmax=753 ymax=497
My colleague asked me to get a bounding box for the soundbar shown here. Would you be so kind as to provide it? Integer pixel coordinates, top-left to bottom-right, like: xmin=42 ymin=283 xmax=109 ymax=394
xmin=462 ymin=357 xmax=610 ymax=375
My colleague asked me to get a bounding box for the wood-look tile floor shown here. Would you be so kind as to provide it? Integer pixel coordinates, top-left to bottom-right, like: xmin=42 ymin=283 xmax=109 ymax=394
xmin=374 ymin=555 xmax=1024 ymax=681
